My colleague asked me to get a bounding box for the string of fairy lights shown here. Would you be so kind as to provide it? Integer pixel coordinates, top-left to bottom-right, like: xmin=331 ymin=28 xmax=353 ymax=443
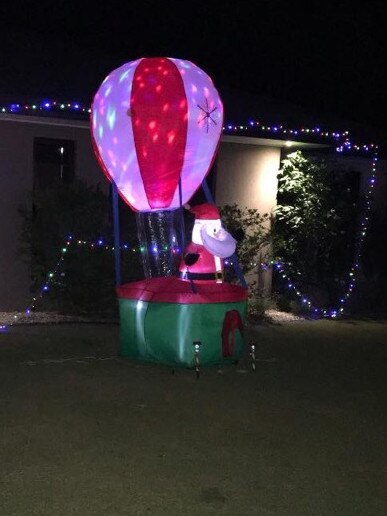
xmin=0 ymin=100 xmax=91 ymax=114
xmin=228 ymin=124 xmax=375 ymax=151
xmin=0 ymin=99 xmax=378 ymax=152
xmin=0 ymin=99 xmax=379 ymax=328
xmin=0 ymin=236 xmax=182 ymax=332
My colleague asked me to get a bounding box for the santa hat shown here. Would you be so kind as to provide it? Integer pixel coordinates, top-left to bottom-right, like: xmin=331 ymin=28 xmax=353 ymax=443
xmin=190 ymin=203 xmax=220 ymax=220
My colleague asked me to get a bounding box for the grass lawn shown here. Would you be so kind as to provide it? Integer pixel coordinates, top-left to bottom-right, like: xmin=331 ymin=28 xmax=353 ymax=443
xmin=0 ymin=320 xmax=386 ymax=515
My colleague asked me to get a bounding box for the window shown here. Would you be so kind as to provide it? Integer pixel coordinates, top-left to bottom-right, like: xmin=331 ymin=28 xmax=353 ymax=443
xmin=33 ymin=138 xmax=75 ymax=189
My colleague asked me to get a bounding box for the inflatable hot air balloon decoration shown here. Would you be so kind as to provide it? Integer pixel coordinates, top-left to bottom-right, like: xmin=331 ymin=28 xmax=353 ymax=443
xmin=91 ymin=57 xmax=223 ymax=212
xmin=91 ymin=58 xmax=247 ymax=369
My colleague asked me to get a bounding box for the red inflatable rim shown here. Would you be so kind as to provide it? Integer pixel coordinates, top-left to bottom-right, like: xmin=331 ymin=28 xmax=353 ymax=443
xmin=116 ymin=276 xmax=247 ymax=304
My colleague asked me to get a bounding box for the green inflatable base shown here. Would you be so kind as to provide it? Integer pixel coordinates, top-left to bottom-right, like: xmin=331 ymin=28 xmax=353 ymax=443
xmin=118 ymin=298 xmax=247 ymax=368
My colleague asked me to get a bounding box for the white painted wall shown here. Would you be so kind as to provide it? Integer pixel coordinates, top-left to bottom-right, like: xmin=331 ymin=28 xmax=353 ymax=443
xmin=216 ymin=140 xmax=282 ymax=293
xmin=216 ymin=141 xmax=280 ymax=213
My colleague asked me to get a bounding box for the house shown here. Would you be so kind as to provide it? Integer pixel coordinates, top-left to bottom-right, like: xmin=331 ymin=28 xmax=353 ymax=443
xmin=0 ymin=106 xmax=383 ymax=311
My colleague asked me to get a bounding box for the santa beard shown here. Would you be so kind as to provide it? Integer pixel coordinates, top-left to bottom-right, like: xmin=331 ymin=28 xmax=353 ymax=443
xmin=200 ymin=225 xmax=236 ymax=258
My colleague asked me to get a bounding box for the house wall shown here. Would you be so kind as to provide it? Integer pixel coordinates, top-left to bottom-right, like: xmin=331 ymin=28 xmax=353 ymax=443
xmin=216 ymin=141 xmax=281 ymax=292
xmin=0 ymin=116 xmax=102 ymax=310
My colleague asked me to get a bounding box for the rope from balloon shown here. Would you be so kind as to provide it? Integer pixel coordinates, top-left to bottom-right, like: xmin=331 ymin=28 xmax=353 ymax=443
xmin=112 ymin=181 xmax=121 ymax=286
xmin=178 ymin=177 xmax=186 ymax=251
xmin=178 ymin=177 xmax=197 ymax=294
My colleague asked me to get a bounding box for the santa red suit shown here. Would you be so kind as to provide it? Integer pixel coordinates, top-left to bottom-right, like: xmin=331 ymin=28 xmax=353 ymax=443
xmin=179 ymin=204 xmax=236 ymax=283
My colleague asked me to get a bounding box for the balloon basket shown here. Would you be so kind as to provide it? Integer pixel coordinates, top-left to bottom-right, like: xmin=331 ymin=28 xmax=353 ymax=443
xmin=116 ymin=277 xmax=247 ymax=368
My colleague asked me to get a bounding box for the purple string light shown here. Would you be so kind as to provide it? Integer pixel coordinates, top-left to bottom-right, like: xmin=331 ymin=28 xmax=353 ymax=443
xmin=0 ymin=100 xmax=377 ymax=155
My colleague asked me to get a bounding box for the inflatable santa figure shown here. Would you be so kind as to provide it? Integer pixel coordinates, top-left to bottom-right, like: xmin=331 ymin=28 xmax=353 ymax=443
xmin=179 ymin=203 xmax=236 ymax=283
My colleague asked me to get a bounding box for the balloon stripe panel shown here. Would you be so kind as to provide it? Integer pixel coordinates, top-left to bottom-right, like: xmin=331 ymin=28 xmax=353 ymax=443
xmin=131 ymin=57 xmax=188 ymax=209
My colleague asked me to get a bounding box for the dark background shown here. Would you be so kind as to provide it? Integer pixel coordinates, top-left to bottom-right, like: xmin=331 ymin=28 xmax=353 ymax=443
xmin=1 ymin=0 xmax=387 ymax=139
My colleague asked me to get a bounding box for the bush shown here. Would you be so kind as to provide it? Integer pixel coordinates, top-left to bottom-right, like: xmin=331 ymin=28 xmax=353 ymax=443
xmin=220 ymin=204 xmax=271 ymax=277
xmin=220 ymin=204 xmax=273 ymax=319
xmin=247 ymin=285 xmax=276 ymax=322
xmin=18 ymin=179 xmax=142 ymax=316
xmin=273 ymin=151 xmax=361 ymax=309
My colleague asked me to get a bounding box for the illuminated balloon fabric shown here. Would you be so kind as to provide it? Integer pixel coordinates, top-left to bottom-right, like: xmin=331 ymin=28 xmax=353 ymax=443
xmin=91 ymin=57 xmax=223 ymax=211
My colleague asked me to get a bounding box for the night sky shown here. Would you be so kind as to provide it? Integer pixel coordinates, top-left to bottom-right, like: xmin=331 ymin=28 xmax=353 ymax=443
xmin=1 ymin=1 xmax=387 ymax=137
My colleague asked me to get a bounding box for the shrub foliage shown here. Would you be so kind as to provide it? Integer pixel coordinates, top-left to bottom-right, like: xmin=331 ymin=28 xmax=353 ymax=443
xmin=273 ymin=151 xmax=361 ymax=308
xmin=18 ymin=179 xmax=142 ymax=316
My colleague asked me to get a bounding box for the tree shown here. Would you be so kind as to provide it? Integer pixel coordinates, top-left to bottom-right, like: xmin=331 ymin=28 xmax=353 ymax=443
xmin=273 ymin=151 xmax=361 ymax=308
xmin=220 ymin=204 xmax=273 ymax=319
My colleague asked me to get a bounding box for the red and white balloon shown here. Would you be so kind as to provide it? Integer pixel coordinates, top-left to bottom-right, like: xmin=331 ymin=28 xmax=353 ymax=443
xmin=91 ymin=57 xmax=223 ymax=212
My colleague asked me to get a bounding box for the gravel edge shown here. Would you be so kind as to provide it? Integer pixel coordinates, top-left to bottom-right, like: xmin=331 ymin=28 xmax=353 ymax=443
xmin=1 ymin=309 xmax=304 ymax=327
